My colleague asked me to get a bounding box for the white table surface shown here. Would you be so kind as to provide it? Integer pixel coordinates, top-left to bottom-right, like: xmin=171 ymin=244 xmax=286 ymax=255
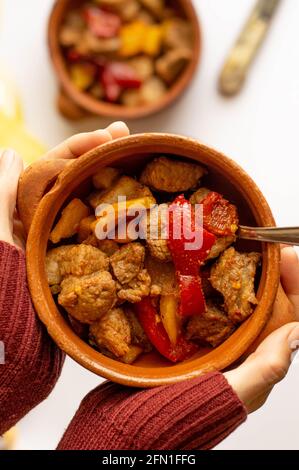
xmin=1 ymin=0 xmax=299 ymax=450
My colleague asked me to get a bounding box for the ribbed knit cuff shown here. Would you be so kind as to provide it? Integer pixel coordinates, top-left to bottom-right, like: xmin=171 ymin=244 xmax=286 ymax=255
xmin=0 ymin=241 xmax=65 ymax=435
xmin=58 ymin=372 xmax=247 ymax=450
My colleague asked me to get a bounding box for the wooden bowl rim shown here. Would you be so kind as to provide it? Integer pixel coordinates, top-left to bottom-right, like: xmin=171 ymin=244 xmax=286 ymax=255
xmin=26 ymin=133 xmax=280 ymax=387
xmin=48 ymin=0 xmax=202 ymax=119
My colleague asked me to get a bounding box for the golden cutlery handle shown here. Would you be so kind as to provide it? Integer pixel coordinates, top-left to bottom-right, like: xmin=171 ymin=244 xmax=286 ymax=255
xmin=219 ymin=0 xmax=281 ymax=96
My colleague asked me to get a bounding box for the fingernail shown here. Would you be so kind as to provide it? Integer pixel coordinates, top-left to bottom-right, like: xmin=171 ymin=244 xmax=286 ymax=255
xmin=107 ymin=121 xmax=129 ymax=132
xmin=288 ymin=325 xmax=299 ymax=350
xmin=0 ymin=149 xmax=16 ymax=169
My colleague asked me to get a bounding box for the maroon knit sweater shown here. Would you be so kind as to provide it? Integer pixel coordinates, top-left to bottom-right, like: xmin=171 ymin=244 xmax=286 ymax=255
xmin=0 ymin=241 xmax=247 ymax=450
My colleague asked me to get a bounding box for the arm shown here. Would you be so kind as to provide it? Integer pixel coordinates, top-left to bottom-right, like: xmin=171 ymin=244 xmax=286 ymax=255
xmin=0 ymin=240 xmax=65 ymax=435
xmin=57 ymin=372 xmax=246 ymax=450
xmin=0 ymin=122 xmax=130 ymax=436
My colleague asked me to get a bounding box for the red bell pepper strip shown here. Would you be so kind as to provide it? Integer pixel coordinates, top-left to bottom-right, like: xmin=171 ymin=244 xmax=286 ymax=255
xmin=134 ymin=298 xmax=198 ymax=363
xmin=201 ymin=191 xmax=239 ymax=236
xmin=83 ymin=7 xmax=121 ymax=39
xmin=101 ymin=62 xmax=142 ymax=102
xmin=168 ymin=195 xmax=216 ymax=317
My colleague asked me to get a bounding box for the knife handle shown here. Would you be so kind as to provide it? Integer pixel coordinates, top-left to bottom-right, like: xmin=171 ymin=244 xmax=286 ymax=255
xmin=219 ymin=0 xmax=281 ymax=96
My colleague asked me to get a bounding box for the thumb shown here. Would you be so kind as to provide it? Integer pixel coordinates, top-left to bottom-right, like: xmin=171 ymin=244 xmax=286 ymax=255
xmin=225 ymin=322 xmax=299 ymax=413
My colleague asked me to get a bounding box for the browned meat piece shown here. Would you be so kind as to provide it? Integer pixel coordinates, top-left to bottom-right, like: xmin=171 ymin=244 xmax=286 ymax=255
xmin=88 ymin=175 xmax=153 ymax=209
xmin=145 ymin=254 xmax=178 ymax=296
xmin=96 ymin=0 xmax=140 ymax=21
xmin=163 ymin=18 xmax=193 ymax=50
xmin=89 ymin=307 xmax=132 ymax=358
xmin=58 ymin=271 xmax=117 ymax=324
xmin=77 ymin=31 xmax=121 ymax=55
xmin=110 ymin=242 xmax=145 ymax=284
xmin=45 ymin=244 xmax=109 ymax=286
xmin=117 ymin=269 xmax=151 ymax=303
xmin=186 ymin=303 xmax=235 ymax=347
xmin=139 ymin=0 xmax=164 ymax=19
xmin=207 ymin=235 xmax=236 ymax=260
xmin=145 ymin=204 xmax=171 ymax=262
xmin=156 ymin=48 xmax=192 ymax=84
xmin=140 ymin=157 xmax=206 ymax=193
xmin=210 ymin=247 xmax=261 ymax=323
xmin=59 ymin=10 xmax=85 ymax=47
xmin=125 ymin=307 xmax=152 ymax=352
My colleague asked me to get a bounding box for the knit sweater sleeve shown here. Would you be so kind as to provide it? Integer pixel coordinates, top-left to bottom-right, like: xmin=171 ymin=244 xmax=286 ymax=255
xmin=58 ymin=372 xmax=247 ymax=450
xmin=0 ymin=241 xmax=65 ymax=435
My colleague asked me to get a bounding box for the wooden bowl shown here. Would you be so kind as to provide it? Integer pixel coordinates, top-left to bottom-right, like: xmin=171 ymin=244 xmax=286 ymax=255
xmin=18 ymin=133 xmax=283 ymax=387
xmin=48 ymin=0 xmax=201 ymax=120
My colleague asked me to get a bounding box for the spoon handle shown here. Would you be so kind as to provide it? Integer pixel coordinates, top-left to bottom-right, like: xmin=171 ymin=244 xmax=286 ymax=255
xmin=219 ymin=0 xmax=281 ymax=96
xmin=238 ymin=226 xmax=299 ymax=246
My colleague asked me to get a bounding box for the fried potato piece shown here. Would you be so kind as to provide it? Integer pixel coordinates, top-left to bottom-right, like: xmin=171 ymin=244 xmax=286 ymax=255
xmin=117 ymin=269 xmax=151 ymax=303
xmin=89 ymin=307 xmax=132 ymax=358
xmin=45 ymin=244 xmax=109 ymax=286
xmin=140 ymin=156 xmax=206 ymax=192
xmin=189 ymin=187 xmax=211 ymax=205
xmin=77 ymin=215 xmax=96 ymax=243
xmin=186 ymin=302 xmax=235 ymax=347
xmin=110 ymin=242 xmax=145 ymax=284
xmin=120 ymin=345 xmax=143 ymax=364
xmin=92 ymin=167 xmax=121 ymax=190
xmin=49 ymin=199 xmax=90 ymax=244
xmin=88 ymin=175 xmax=154 ymax=209
xmin=145 ymin=254 xmax=178 ymax=296
xmin=58 ymin=271 xmax=117 ymax=324
xmin=210 ymin=247 xmax=261 ymax=323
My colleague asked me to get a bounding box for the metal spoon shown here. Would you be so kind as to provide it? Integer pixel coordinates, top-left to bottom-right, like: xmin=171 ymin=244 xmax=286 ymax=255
xmin=238 ymin=226 xmax=299 ymax=246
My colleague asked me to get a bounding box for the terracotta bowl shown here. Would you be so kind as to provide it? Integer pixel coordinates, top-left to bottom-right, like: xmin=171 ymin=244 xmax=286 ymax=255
xmin=48 ymin=0 xmax=201 ymax=120
xmin=18 ymin=133 xmax=288 ymax=387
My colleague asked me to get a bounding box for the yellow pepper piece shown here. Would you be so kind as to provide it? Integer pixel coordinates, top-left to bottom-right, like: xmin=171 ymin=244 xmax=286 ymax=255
xmin=70 ymin=64 xmax=95 ymax=91
xmin=120 ymin=21 xmax=147 ymax=57
xmin=160 ymin=295 xmax=180 ymax=345
xmin=143 ymin=24 xmax=163 ymax=57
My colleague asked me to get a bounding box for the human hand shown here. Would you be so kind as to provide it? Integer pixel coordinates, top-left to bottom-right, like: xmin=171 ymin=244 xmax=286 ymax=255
xmin=0 ymin=121 xmax=129 ymax=249
xmin=224 ymin=246 xmax=299 ymax=413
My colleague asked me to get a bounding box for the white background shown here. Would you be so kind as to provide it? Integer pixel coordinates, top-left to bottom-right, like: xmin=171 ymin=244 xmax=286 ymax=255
xmin=1 ymin=0 xmax=299 ymax=450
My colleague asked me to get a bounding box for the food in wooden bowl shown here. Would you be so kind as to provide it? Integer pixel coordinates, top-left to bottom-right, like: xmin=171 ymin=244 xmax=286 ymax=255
xmin=18 ymin=134 xmax=281 ymax=387
xmin=44 ymin=157 xmax=261 ymax=365
xmin=48 ymin=0 xmax=201 ymax=119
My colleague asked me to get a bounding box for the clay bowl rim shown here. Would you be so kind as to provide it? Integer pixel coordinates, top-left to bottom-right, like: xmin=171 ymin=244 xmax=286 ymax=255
xmin=48 ymin=0 xmax=202 ymax=119
xmin=26 ymin=133 xmax=280 ymax=388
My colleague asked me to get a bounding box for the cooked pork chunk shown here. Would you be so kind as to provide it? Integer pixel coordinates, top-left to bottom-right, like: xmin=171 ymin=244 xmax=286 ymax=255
xmin=90 ymin=307 xmax=132 ymax=358
xmin=186 ymin=303 xmax=235 ymax=347
xmin=110 ymin=242 xmax=145 ymax=284
xmin=145 ymin=254 xmax=178 ymax=296
xmin=45 ymin=244 xmax=109 ymax=286
xmin=58 ymin=271 xmax=117 ymax=324
xmin=145 ymin=204 xmax=171 ymax=262
xmin=125 ymin=307 xmax=152 ymax=352
xmin=140 ymin=157 xmax=205 ymax=192
xmin=117 ymin=269 xmax=151 ymax=303
xmin=207 ymin=235 xmax=236 ymax=260
xmin=210 ymin=247 xmax=261 ymax=323
xmin=88 ymin=175 xmax=153 ymax=209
